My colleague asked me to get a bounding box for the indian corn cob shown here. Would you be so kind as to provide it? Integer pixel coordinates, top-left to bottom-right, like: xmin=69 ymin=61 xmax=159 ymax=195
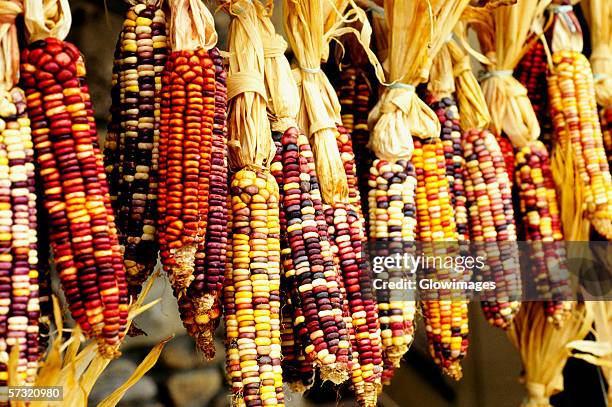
xmin=158 ymin=46 xmax=228 ymax=356
xmin=367 ymin=159 xmax=417 ymax=367
xmin=103 ymin=2 xmax=168 ymax=294
xmin=548 ymin=50 xmax=612 ymax=239
xmin=428 ymin=96 xmax=469 ymax=241
xmin=0 ymin=88 xmax=38 ymax=385
xmin=412 ymin=138 xmax=469 ymax=380
xmin=337 ymin=125 xmax=365 ymax=224
xmin=515 ymin=41 xmax=550 ymax=128
xmin=462 ymin=129 xmax=521 ymax=329
xmin=20 ymin=38 xmax=128 ymax=357
xmin=270 ymin=129 xmax=350 ymax=382
xmin=227 ymin=169 xmax=284 ymax=407
xmin=515 ymin=141 xmax=573 ymax=325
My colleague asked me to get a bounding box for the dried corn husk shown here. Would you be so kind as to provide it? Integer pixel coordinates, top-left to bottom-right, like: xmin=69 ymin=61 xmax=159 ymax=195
xmin=284 ymin=0 xmax=382 ymax=204
xmin=507 ymin=302 xmax=591 ymax=407
xmin=168 ymin=0 xmax=217 ymax=51
xmin=428 ymin=42 xmax=455 ymax=100
xmin=582 ymin=0 xmax=612 ymax=107
xmin=548 ymin=1 xmax=582 ymax=54
xmin=591 ymin=302 xmax=612 ymax=403
xmin=257 ymin=4 xmax=299 ymax=132
xmin=473 ymin=0 xmax=550 ymax=147
xmin=226 ymin=0 xmax=274 ymax=170
xmin=367 ymin=0 xmax=470 ymax=163
xmin=23 ymin=0 xmax=71 ymax=42
xmin=28 ymin=275 xmax=167 ymax=407
xmin=447 ymin=38 xmax=492 ymax=131
xmin=0 ymin=0 xmax=22 ymax=90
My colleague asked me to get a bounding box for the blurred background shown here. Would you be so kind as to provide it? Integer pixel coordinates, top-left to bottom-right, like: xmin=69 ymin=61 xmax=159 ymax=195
xmin=61 ymin=1 xmax=607 ymax=406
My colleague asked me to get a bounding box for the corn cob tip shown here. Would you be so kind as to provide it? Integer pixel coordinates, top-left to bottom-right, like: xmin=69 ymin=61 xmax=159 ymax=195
xmin=169 ymin=245 xmax=197 ymax=293
xmin=319 ymin=362 xmax=350 ymax=385
xmin=192 ymin=294 xmax=219 ymax=360
xmin=97 ymin=340 xmax=121 ymax=359
xmin=195 ymin=329 xmax=216 ymax=361
xmin=547 ymin=301 xmax=574 ymax=328
xmin=443 ymin=362 xmax=463 ymax=381
xmin=287 ymin=381 xmax=311 ymax=394
xmin=384 ymin=345 xmax=408 ymax=368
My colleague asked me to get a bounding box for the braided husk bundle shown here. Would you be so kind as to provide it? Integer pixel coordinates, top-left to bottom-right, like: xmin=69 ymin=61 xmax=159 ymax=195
xmin=367 ymin=0 xmax=470 ymax=164
xmin=471 ymin=0 xmax=549 ymax=148
xmin=507 ymin=302 xmax=591 ymax=407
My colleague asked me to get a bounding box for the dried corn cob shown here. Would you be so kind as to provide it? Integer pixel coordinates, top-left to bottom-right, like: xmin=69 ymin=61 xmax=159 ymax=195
xmin=337 ymin=125 xmax=365 ymax=223
xmin=548 ymin=50 xmax=612 ymax=239
xmin=601 ymin=107 xmax=612 ymax=170
xmin=0 ymin=88 xmax=38 ymax=385
xmin=428 ymin=96 xmax=469 ymax=241
xmin=228 ymin=169 xmax=284 ymax=407
xmin=462 ymin=129 xmax=520 ymax=329
xmin=20 ymin=38 xmax=128 ymax=357
xmin=103 ymin=2 xmax=168 ymax=294
xmin=368 ymin=159 xmax=417 ymax=367
xmin=324 ymin=200 xmax=383 ymax=401
xmin=270 ymin=129 xmax=350 ymax=382
xmin=412 ymin=138 xmax=468 ymax=379
xmin=515 ymin=141 xmax=573 ymax=325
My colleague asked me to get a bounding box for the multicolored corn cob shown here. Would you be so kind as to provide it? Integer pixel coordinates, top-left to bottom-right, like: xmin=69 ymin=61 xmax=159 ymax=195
xmin=20 ymin=38 xmax=128 ymax=357
xmin=514 ymin=41 xmax=550 ymax=127
xmin=157 ymin=46 xmax=228 ymax=356
xmin=0 ymin=88 xmax=38 ymax=385
xmin=226 ymin=169 xmax=284 ymax=407
xmin=462 ymin=129 xmax=521 ymax=329
xmin=548 ymin=50 xmax=612 ymax=239
xmin=515 ymin=141 xmax=573 ymax=325
xmin=412 ymin=138 xmax=469 ymax=379
xmin=336 ymin=125 xmax=365 ymax=225
xmin=103 ymin=2 xmax=168 ymax=294
xmin=368 ymin=159 xmax=416 ymax=367
xmin=428 ymin=96 xmax=469 ymax=241
xmin=270 ymin=128 xmax=350 ymax=383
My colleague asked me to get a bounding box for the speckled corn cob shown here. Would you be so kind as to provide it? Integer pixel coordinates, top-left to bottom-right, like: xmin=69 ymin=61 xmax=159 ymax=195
xmin=324 ymin=200 xmax=383 ymax=403
xmin=462 ymin=129 xmax=520 ymax=329
xmin=515 ymin=41 xmax=550 ymax=128
xmin=227 ymin=169 xmax=284 ymax=407
xmin=0 ymin=88 xmax=38 ymax=385
xmin=429 ymin=96 xmax=469 ymax=241
xmin=412 ymin=138 xmax=469 ymax=380
xmin=336 ymin=126 xmax=365 ymax=226
xmin=20 ymin=38 xmax=128 ymax=357
xmin=368 ymin=159 xmax=417 ymax=367
xmin=515 ymin=141 xmax=573 ymax=325
xmin=104 ymin=2 xmax=168 ymax=294
xmin=270 ymin=129 xmax=350 ymax=382
xmin=548 ymin=50 xmax=612 ymax=239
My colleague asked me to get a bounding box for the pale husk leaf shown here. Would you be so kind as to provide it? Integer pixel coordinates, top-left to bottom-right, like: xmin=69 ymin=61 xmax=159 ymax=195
xmin=283 ymin=0 xmax=348 ymax=203
xmin=591 ymin=301 xmax=612 ymax=403
xmin=507 ymin=302 xmax=592 ymax=407
xmin=29 ymin=275 xmax=165 ymax=407
xmin=549 ymin=2 xmax=583 ymax=54
xmin=257 ymin=4 xmax=300 ymax=132
xmin=475 ymin=1 xmax=549 ymax=147
xmin=0 ymin=0 xmax=22 ymax=90
xmin=168 ymin=0 xmax=217 ymax=51
xmin=367 ymin=0 xmax=469 ymax=162
xmin=582 ymin=0 xmax=612 ymax=107
xmin=23 ymin=0 xmax=71 ymax=42
xmin=447 ymin=38 xmax=491 ymax=130
xmin=428 ymin=43 xmax=456 ymax=100
xmin=226 ymin=0 xmax=274 ymax=170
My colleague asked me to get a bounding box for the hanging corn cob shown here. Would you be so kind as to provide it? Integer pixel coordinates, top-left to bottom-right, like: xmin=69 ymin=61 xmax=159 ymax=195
xmin=222 ymin=1 xmax=283 ymax=405
xmin=259 ymin=10 xmax=351 ymax=384
xmin=20 ymin=0 xmax=127 ymax=357
xmin=157 ymin=0 xmax=226 ymax=357
xmin=285 ymin=0 xmax=390 ymax=400
xmin=366 ymin=0 xmax=472 ymax=382
xmin=547 ymin=3 xmax=612 ymax=240
xmin=103 ymin=1 xmax=168 ymax=295
xmin=582 ymin=0 xmax=612 ymax=169
xmin=515 ymin=141 xmax=573 ymax=325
